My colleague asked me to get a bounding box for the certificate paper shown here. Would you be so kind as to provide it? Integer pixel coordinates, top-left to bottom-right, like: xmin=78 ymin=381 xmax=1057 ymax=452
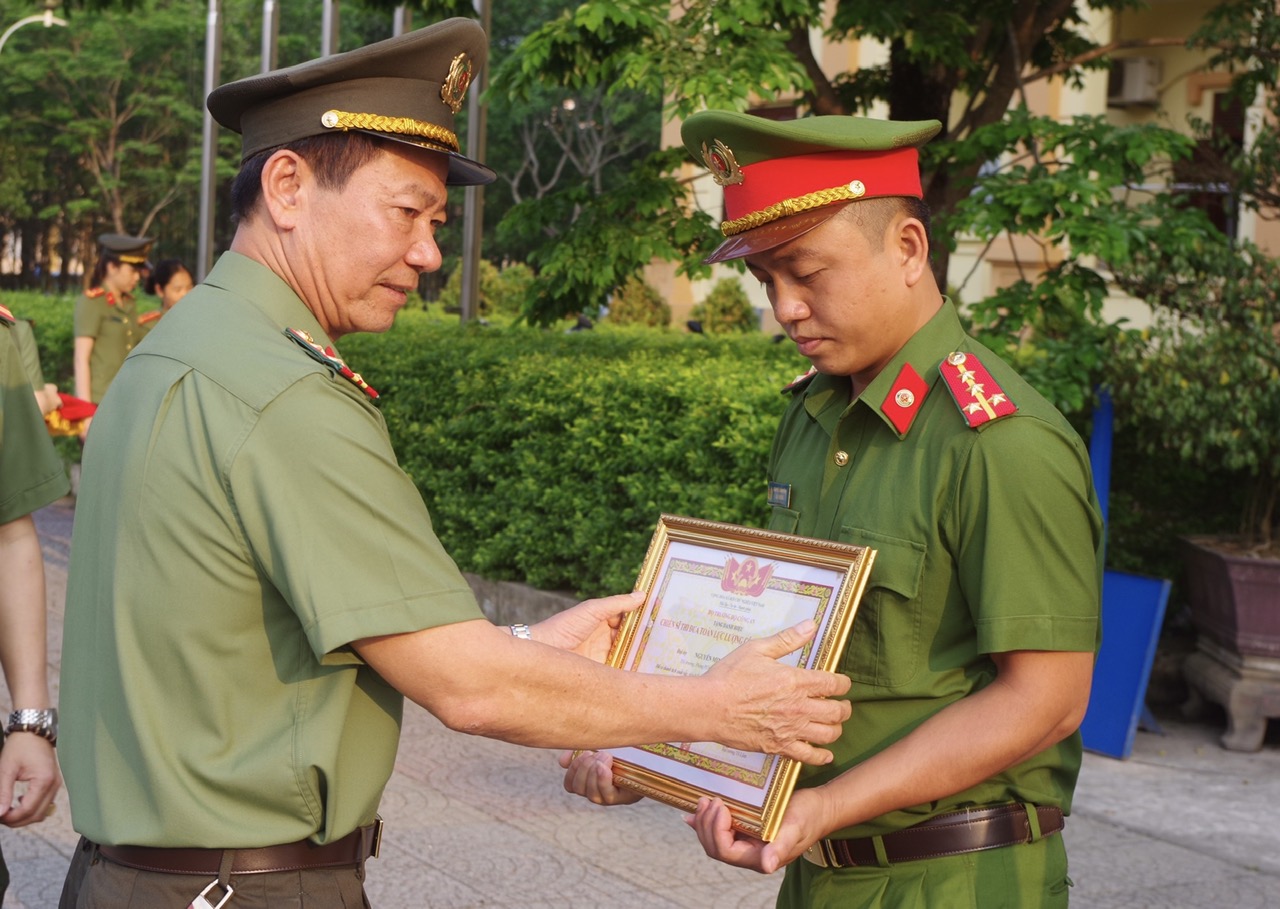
xmin=599 ymin=515 xmax=875 ymax=841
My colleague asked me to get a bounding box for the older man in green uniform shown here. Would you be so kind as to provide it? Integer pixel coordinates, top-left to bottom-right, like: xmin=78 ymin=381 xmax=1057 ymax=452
xmin=0 ymin=303 xmax=66 ymax=905
xmin=563 ymin=113 xmax=1103 ymax=908
xmin=56 ymin=20 xmax=854 ymax=909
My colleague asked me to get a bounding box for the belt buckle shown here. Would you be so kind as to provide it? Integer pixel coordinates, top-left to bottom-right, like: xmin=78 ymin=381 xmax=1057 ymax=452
xmin=370 ymin=815 xmax=384 ymax=860
xmin=802 ymin=840 xmax=831 ymax=868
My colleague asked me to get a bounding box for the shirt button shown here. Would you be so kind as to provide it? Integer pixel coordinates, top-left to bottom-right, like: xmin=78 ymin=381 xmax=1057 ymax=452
xmin=834 ymin=450 xmax=850 ymax=467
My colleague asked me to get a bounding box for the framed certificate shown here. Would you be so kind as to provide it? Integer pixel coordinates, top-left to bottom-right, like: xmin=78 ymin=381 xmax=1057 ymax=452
xmin=599 ymin=514 xmax=876 ymax=842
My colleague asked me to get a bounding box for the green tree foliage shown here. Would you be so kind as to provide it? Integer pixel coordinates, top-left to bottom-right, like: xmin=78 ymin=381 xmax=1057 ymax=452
xmin=0 ymin=0 xmax=432 ymax=284
xmin=691 ymin=279 xmax=757 ymax=334
xmin=440 ymin=0 xmax=1152 ymax=317
xmin=606 ymin=274 xmax=669 ymax=327
xmin=0 ymin=0 xmax=205 ymax=285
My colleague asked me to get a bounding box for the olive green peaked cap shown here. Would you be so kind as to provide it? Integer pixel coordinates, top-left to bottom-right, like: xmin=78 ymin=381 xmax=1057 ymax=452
xmin=97 ymin=233 xmax=154 ymax=265
xmin=681 ymin=110 xmax=941 ymax=262
xmin=681 ymin=111 xmax=940 ymax=166
xmin=207 ymin=18 xmax=495 ymax=186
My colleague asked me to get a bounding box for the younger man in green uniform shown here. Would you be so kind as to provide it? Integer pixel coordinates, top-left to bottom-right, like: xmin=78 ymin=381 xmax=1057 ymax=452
xmin=56 ymin=21 xmax=854 ymax=909
xmin=0 ymin=304 xmax=67 ymax=905
xmin=563 ymin=113 xmax=1103 ymax=907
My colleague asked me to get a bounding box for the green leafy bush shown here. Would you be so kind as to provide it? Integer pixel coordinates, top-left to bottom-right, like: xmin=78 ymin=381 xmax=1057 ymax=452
xmin=435 ymin=260 xmax=537 ymax=318
xmin=606 ymin=275 xmax=671 ymax=328
xmin=691 ymin=278 xmax=757 ymax=334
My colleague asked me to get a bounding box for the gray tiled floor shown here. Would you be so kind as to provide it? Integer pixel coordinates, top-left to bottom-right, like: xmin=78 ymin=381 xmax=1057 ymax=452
xmin=4 ymin=499 xmax=1278 ymax=908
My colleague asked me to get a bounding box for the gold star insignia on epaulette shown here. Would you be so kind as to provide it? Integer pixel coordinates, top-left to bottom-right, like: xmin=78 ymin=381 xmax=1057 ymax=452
xmin=781 ymin=366 xmax=818 ymax=395
xmin=283 ymin=328 xmax=380 ymax=400
xmin=939 ymin=351 xmax=1016 ymax=428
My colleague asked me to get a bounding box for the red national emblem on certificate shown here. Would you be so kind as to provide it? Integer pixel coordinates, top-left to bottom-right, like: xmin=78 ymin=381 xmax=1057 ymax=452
xmin=721 ymin=556 xmax=774 ymax=597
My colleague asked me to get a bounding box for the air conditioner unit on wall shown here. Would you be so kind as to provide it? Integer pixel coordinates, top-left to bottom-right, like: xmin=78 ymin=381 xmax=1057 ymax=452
xmin=1108 ymin=57 xmax=1162 ymax=107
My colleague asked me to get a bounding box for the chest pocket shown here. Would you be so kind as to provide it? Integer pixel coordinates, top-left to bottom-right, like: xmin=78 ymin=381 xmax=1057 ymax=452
xmin=836 ymin=530 xmax=926 ymax=689
xmin=767 ymin=506 xmax=800 ymax=534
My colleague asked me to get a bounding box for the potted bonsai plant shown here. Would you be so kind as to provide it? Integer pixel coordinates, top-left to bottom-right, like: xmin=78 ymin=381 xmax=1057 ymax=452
xmin=1108 ymin=229 xmax=1280 ymax=750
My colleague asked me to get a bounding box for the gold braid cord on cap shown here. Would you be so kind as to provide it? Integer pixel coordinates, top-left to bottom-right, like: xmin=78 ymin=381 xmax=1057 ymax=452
xmin=320 ymin=110 xmax=459 ymax=153
xmin=721 ymin=181 xmax=867 ymax=237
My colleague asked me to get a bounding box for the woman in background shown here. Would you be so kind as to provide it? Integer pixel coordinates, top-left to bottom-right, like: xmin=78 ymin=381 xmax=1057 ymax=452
xmin=73 ymin=234 xmax=153 ymax=408
xmin=139 ymin=259 xmax=194 ymax=331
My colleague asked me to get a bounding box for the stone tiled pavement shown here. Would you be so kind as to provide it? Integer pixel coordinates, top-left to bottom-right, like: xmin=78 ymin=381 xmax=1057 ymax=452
xmin=3 ymin=498 xmax=1279 ymax=908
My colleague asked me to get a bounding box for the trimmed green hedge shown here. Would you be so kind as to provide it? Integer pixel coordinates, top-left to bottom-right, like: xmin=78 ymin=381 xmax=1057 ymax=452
xmin=343 ymin=316 xmax=809 ymax=594
xmin=6 ymin=289 xmax=1242 ymax=605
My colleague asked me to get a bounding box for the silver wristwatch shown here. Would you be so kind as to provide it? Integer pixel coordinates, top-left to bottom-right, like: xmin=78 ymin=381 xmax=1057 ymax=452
xmin=6 ymin=708 xmax=58 ymax=746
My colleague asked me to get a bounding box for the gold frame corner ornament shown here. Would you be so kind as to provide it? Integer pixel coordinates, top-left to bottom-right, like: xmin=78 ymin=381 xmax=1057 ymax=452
xmin=441 ymin=53 xmax=474 ymax=115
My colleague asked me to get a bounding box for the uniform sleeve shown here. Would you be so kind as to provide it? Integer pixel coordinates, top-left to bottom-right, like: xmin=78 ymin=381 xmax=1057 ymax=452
xmin=0 ymin=330 xmax=68 ymax=524
xmin=74 ymin=295 xmax=103 ymax=339
xmin=12 ymin=321 xmax=45 ymax=388
xmin=226 ymin=373 xmax=484 ymax=660
xmin=951 ymin=415 xmax=1103 ymax=655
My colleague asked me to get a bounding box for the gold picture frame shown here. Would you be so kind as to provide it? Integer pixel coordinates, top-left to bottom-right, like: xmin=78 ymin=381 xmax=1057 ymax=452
xmin=599 ymin=514 xmax=876 ymax=842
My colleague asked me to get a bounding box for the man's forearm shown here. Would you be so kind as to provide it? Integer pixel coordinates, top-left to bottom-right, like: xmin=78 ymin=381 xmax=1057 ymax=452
xmin=0 ymin=517 xmax=52 ymax=708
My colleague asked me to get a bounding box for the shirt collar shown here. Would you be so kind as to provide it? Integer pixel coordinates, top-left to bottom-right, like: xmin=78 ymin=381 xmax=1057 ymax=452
xmin=800 ymin=300 xmax=968 ymax=439
xmin=203 ymin=251 xmax=336 ymax=353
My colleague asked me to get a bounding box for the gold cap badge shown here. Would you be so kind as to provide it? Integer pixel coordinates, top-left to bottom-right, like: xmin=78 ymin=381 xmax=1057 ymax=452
xmin=441 ymin=52 xmax=473 ymax=114
xmin=701 ymin=139 xmax=744 ymax=186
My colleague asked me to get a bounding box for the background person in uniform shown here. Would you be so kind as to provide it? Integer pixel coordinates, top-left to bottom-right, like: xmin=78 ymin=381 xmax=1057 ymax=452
xmin=0 ymin=303 xmax=67 ymax=907
xmin=72 ymin=233 xmax=153 ymax=438
xmin=562 ymin=112 xmax=1103 ymax=909
xmin=56 ymin=21 xmax=852 ymax=909
xmin=139 ymin=258 xmax=194 ymax=331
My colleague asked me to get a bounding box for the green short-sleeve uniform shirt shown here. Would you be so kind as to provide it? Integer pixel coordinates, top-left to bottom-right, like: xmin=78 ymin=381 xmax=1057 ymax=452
xmin=61 ymin=252 xmax=485 ymax=849
xmin=767 ymin=303 xmax=1103 ymax=837
xmin=74 ymin=287 xmax=144 ymax=402
xmin=1 ymin=316 xmax=68 ymax=523
xmin=10 ymin=318 xmax=45 ymax=391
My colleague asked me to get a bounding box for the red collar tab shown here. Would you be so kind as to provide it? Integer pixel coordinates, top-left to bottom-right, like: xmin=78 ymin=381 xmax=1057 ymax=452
xmin=880 ymin=362 xmax=929 ymax=435
xmin=724 ymin=147 xmax=923 ymax=227
xmin=0 ymin=304 xmax=14 ymax=326
xmin=138 ymin=311 xmax=162 ymax=325
xmin=283 ymin=328 xmax=380 ymax=400
xmin=939 ymin=351 xmax=1016 ymax=428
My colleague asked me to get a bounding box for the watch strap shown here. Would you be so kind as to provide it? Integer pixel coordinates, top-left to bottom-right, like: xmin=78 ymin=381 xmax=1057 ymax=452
xmin=6 ymin=708 xmax=58 ymax=746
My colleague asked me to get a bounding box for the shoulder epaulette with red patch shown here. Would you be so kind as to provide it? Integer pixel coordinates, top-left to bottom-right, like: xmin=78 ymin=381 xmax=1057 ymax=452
xmin=283 ymin=327 xmax=379 ymax=400
xmin=85 ymin=287 xmax=118 ymax=306
xmin=781 ymin=366 xmax=818 ymax=395
xmin=939 ymin=351 xmax=1017 ymax=428
xmin=138 ymin=311 xmax=162 ymax=325
xmin=0 ymin=304 xmax=14 ymax=326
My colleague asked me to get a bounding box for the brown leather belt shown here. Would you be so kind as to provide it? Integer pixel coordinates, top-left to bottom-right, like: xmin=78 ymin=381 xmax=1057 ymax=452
xmin=803 ymin=804 xmax=1063 ymax=869
xmin=96 ymin=818 xmax=383 ymax=876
